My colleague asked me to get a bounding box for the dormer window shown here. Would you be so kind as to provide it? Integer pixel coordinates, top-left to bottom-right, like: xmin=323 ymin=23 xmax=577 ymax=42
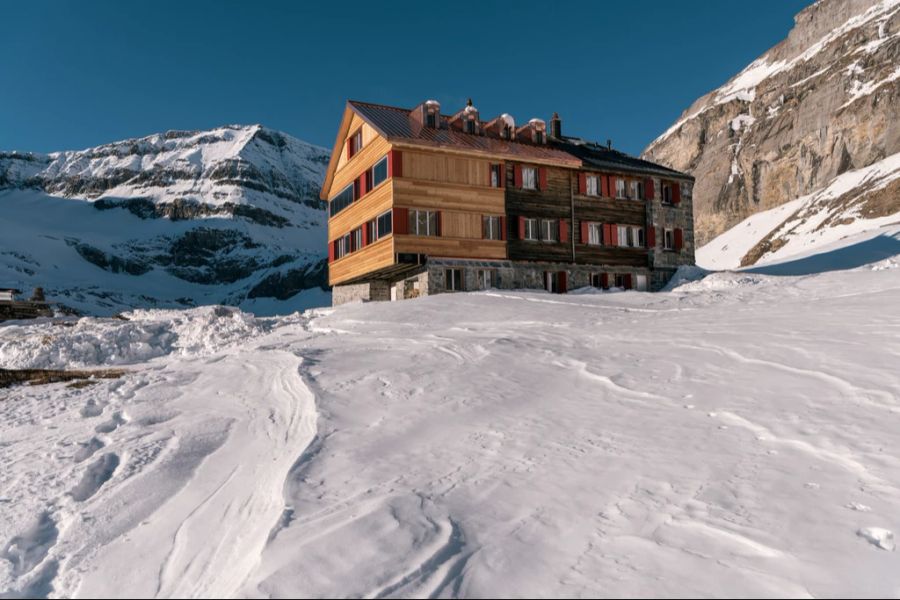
xmin=465 ymin=120 xmax=475 ymax=134
xmin=535 ymin=131 xmax=544 ymax=144
xmin=423 ymin=99 xmax=441 ymax=129
xmin=522 ymin=118 xmax=546 ymax=144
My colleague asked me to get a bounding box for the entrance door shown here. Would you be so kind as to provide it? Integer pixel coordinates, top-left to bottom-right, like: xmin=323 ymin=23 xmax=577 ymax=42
xmin=635 ymin=274 xmax=648 ymax=291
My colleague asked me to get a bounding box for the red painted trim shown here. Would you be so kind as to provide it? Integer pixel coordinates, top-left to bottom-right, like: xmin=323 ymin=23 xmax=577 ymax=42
xmin=578 ymin=172 xmax=587 ymax=195
xmin=647 ymin=225 xmax=656 ymax=248
xmin=674 ymin=227 xmax=684 ymax=251
xmin=538 ymin=167 xmax=547 ymax=191
xmin=514 ymin=164 xmax=522 ymax=188
xmin=388 ymin=149 xmax=402 ymax=178
xmin=644 ymin=178 xmax=654 ymax=201
xmin=559 ymin=219 xmax=568 ymax=243
xmin=393 ymin=207 xmax=408 ymax=235
xmin=673 ymin=182 xmax=682 ymax=205
xmin=580 ymin=221 xmax=589 ymax=244
xmin=601 ymin=175 xmax=610 ymax=198
xmin=518 ymin=215 xmax=526 ymax=240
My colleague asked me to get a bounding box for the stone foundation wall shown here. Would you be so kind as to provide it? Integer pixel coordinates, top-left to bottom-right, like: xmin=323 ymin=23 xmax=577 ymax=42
xmin=331 ymin=280 xmax=390 ymax=306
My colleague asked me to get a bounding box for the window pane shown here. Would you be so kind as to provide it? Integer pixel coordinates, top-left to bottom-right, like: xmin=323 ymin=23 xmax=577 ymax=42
xmin=372 ymin=157 xmax=388 ymax=188
xmin=427 ymin=211 xmax=437 ymax=236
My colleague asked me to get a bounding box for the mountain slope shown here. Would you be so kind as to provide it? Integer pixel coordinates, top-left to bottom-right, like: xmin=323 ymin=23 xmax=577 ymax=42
xmin=2 ymin=261 xmax=900 ymax=597
xmin=643 ymin=0 xmax=900 ymax=251
xmin=0 ymin=125 xmax=330 ymax=315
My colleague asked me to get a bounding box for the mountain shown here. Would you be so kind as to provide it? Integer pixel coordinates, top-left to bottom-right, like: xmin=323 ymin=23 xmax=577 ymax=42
xmin=0 ymin=125 xmax=331 ymax=315
xmin=643 ymin=0 xmax=900 ymax=262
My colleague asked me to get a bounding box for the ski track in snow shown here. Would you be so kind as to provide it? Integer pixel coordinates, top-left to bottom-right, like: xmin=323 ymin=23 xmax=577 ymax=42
xmin=2 ymin=261 xmax=900 ymax=598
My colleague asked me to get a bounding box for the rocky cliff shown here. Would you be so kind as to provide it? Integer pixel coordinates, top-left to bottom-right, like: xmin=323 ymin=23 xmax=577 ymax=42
xmin=643 ymin=0 xmax=900 ymax=254
xmin=0 ymin=125 xmax=331 ymax=315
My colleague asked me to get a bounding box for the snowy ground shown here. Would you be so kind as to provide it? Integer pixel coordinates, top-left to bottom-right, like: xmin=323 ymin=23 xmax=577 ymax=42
xmin=2 ymin=255 xmax=900 ymax=597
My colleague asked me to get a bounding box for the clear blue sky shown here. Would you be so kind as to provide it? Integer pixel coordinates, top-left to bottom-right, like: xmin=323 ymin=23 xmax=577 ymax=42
xmin=2 ymin=0 xmax=811 ymax=156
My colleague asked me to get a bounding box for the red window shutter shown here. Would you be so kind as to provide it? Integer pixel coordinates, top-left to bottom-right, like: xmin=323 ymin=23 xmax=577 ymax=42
xmin=675 ymin=228 xmax=684 ymax=251
xmin=358 ymin=173 xmax=367 ymax=197
xmin=610 ymin=223 xmax=619 ymax=246
xmin=436 ymin=211 xmax=442 ymax=236
xmin=518 ymin=215 xmax=526 ymax=240
xmin=538 ymin=167 xmax=547 ymax=191
xmin=624 ymin=274 xmax=633 ymax=290
xmin=578 ymin=172 xmax=587 ymax=195
xmin=346 ymin=138 xmax=354 ymax=159
xmin=600 ymin=273 xmax=609 ymax=289
xmin=500 ymin=216 xmax=507 ymax=241
xmin=559 ymin=219 xmax=568 ymax=243
xmin=601 ymin=175 xmax=610 ymax=198
xmin=514 ymin=164 xmax=523 ymax=188
xmin=644 ymin=178 xmax=655 ymax=201
xmin=602 ymin=223 xmax=611 ymax=245
xmin=673 ymin=182 xmax=682 ymax=205
xmin=580 ymin=221 xmax=589 ymax=245
xmin=393 ymin=207 xmax=408 ymax=235
xmin=558 ymin=271 xmax=568 ymax=294
xmin=647 ymin=226 xmax=656 ymax=248
xmin=328 ymin=240 xmax=335 ymax=263
xmin=388 ymin=150 xmax=402 ymax=178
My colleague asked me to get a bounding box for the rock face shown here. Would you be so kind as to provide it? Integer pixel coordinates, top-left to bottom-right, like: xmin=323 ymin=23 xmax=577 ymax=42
xmin=0 ymin=125 xmax=331 ymax=315
xmin=643 ymin=0 xmax=900 ymax=250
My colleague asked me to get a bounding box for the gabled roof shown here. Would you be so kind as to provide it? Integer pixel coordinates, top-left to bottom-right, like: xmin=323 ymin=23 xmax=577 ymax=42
xmin=348 ymin=100 xmax=581 ymax=166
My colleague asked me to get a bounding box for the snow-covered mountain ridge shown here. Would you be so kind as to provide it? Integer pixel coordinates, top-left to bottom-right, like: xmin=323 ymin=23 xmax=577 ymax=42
xmin=0 ymin=125 xmax=331 ymax=315
xmin=644 ymin=0 xmax=900 ymax=252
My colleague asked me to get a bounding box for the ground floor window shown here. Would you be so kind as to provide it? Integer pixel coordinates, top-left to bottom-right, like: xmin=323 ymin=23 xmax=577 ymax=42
xmin=544 ymin=271 xmax=567 ymax=294
xmin=664 ymin=228 xmax=674 ymax=250
xmin=541 ymin=219 xmax=558 ymax=242
xmin=615 ymin=274 xmax=626 ymax=289
xmin=591 ymin=273 xmax=606 ymax=289
xmin=483 ymin=216 xmax=501 ymax=240
xmin=476 ymin=269 xmax=497 ymax=289
xmin=635 ymin=274 xmax=648 ymax=291
xmin=445 ymin=268 xmax=464 ymax=291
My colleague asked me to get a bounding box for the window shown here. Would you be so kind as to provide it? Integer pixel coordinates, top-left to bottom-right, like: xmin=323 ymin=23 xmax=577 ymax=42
xmin=535 ymin=131 xmax=544 ymax=144
xmin=465 ymin=120 xmax=476 ymax=134
xmin=524 ymin=218 xmax=538 ymax=241
xmin=617 ymin=225 xmax=628 ymax=247
xmin=334 ymin=233 xmax=351 ymax=259
xmin=615 ymin=274 xmax=627 ymax=289
xmin=615 ymin=178 xmax=626 ymax=199
xmin=502 ymin=125 xmax=512 ymax=140
xmin=635 ymin=274 xmax=648 ymax=291
xmin=409 ymin=209 xmax=438 ymax=236
xmin=476 ymin=269 xmax=497 ymax=290
xmin=348 ymin=129 xmax=363 ymax=158
xmin=635 ymin=226 xmax=645 ymax=247
xmin=371 ymin=156 xmax=388 ymax=189
xmin=662 ymin=183 xmax=673 ymax=204
xmin=426 ymin=113 xmax=437 ymax=128
xmin=351 ymin=228 xmax=362 ymax=252
xmin=591 ymin=273 xmax=604 ymax=288
xmin=544 ymin=271 xmax=558 ymax=293
xmin=329 ymin=184 xmax=355 ymax=217
xmin=490 ymin=164 xmax=502 ymax=188
xmin=445 ymin=268 xmax=464 ymax=291
xmin=376 ymin=210 xmax=392 ymax=239
xmin=542 ymin=219 xmax=558 ymax=242
xmin=586 ymin=175 xmax=599 ymax=196
xmin=630 ymin=180 xmax=644 ymax=201
xmin=664 ymin=228 xmax=674 ymax=250
xmin=483 ymin=216 xmax=501 ymax=240
xmin=522 ymin=167 xmax=537 ymax=190
xmin=588 ymin=222 xmax=603 ymax=245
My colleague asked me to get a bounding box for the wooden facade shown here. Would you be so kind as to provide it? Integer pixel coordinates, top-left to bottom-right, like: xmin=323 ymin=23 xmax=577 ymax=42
xmin=320 ymin=99 xmax=695 ymax=292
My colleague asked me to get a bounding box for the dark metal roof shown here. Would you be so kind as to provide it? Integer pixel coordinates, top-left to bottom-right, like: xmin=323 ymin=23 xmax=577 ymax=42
xmin=349 ymin=101 xmax=581 ymax=165
xmin=552 ymin=136 xmax=693 ymax=180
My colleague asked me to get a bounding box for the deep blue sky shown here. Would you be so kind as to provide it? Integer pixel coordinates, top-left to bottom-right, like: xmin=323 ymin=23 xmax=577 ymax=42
xmin=2 ymin=0 xmax=811 ymax=156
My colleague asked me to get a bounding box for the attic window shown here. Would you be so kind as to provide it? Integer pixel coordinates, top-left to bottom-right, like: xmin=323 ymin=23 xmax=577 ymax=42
xmin=528 ymin=119 xmax=546 ymax=144
xmin=347 ymin=128 xmax=363 ymax=158
xmin=426 ymin=113 xmax=437 ymax=128
xmin=424 ymin=100 xmax=441 ymax=129
xmin=465 ymin=120 xmax=475 ymax=134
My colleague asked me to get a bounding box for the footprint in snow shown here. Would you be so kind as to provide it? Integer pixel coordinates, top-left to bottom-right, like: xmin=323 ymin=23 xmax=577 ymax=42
xmin=1 ymin=511 xmax=58 ymax=577
xmin=79 ymin=399 xmax=105 ymax=419
xmin=69 ymin=453 xmax=120 ymax=502
xmin=73 ymin=437 xmax=105 ymax=463
xmin=847 ymin=502 xmax=872 ymax=512
xmin=857 ymin=527 xmax=895 ymax=551
xmin=804 ymin=482 xmax=820 ymax=490
xmin=94 ymin=411 xmax=128 ymax=434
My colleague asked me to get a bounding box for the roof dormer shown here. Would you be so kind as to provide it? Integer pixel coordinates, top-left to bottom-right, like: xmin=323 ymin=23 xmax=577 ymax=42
xmin=484 ymin=113 xmax=515 ymax=140
xmin=422 ymin=99 xmax=441 ymax=129
xmin=450 ymin=99 xmax=481 ymax=135
xmin=517 ymin=118 xmax=546 ymax=144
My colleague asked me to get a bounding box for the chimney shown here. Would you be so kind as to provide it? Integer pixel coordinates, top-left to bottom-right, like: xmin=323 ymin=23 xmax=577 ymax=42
xmin=550 ymin=112 xmax=562 ymax=139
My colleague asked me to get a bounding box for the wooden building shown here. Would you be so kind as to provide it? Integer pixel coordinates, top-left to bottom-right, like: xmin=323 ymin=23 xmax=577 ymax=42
xmin=320 ymin=99 xmax=695 ymax=305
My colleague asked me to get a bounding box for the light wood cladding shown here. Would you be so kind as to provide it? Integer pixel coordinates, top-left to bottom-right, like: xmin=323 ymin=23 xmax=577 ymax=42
xmin=331 ymin=135 xmax=392 ymax=195
xmin=328 ymin=180 xmax=393 ymax=242
xmin=329 ymin=236 xmax=395 ymax=285
xmin=334 ymin=114 xmax=382 ymax=173
xmin=394 ymin=235 xmax=506 ymax=260
xmin=441 ymin=211 xmax=484 ymax=239
xmin=393 ymin=178 xmax=504 ymax=214
xmin=401 ymin=150 xmax=491 ymax=187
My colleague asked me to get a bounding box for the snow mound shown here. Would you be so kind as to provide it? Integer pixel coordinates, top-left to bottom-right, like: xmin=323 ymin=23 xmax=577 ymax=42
xmin=0 ymin=306 xmax=267 ymax=369
xmin=661 ymin=265 xmax=711 ymax=291
xmin=857 ymin=527 xmax=895 ymax=551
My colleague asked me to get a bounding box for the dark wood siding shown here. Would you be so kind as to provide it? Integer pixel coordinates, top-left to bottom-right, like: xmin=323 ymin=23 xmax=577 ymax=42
xmin=505 ymin=163 xmax=651 ymax=268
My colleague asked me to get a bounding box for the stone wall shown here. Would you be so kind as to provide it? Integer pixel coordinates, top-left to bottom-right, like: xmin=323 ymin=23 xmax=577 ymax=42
xmin=649 ymin=178 xmax=696 ymax=271
xmin=331 ymin=280 xmax=390 ymax=306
